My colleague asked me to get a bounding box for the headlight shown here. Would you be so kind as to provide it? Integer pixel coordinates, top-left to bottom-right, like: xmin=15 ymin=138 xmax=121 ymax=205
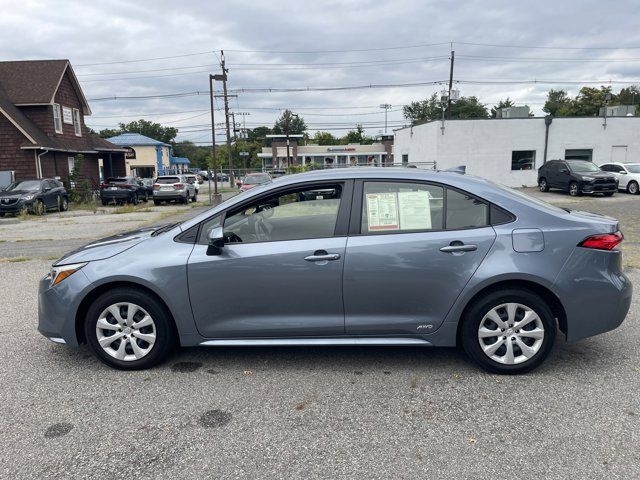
xmin=22 ymin=194 xmax=35 ymax=201
xmin=50 ymin=262 xmax=87 ymax=288
xmin=582 ymin=176 xmax=595 ymax=182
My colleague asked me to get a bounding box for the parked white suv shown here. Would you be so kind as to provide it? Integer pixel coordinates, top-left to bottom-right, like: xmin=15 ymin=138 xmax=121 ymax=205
xmin=600 ymin=162 xmax=640 ymax=195
xmin=184 ymin=174 xmax=200 ymax=194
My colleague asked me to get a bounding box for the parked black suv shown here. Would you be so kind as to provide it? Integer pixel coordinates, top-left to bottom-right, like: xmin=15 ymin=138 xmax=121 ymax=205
xmin=100 ymin=177 xmax=149 ymax=205
xmin=0 ymin=178 xmax=68 ymax=216
xmin=538 ymin=159 xmax=618 ymax=197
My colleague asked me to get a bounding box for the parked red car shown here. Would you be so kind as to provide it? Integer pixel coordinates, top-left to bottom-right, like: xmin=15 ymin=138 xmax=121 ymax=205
xmin=239 ymin=173 xmax=272 ymax=192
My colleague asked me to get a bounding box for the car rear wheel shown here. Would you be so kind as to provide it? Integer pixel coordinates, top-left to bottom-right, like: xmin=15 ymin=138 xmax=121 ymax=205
xmin=85 ymin=288 xmax=175 ymax=370
xmin=153 ymin=200 xmax=161 ymax=206
xmin=460 ymin=289 xmax=556 ymax=374
xmin=538 ymin=178 xmax=549 ymax=192
xmin=569 ymin=182 xmax=579 ymax=196
xmin=58 ymin=196 xmax=69 ymax=212
xmin=628 ymin=181 xmax=639 ymax=195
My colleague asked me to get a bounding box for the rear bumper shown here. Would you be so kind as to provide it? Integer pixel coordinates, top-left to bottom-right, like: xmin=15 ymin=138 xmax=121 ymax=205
xmin=100 ymin=190 xmax=133 ymax=200
xmin=553 ymin=248 xmax=632 ymax=341
xmin=38 ymin=269 xmax=94 ymax=347
xmin=153 ymin=190 xmax=188 ymax=200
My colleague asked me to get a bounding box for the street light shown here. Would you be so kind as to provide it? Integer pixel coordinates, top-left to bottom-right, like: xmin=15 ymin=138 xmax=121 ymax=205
xmin=379 ymin=103 xmax=392 ymax=133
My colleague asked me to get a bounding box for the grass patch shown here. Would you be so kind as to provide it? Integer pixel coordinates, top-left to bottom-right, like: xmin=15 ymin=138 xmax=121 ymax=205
xmin=4 ymin=257 xmax=30 ymax=263
xmin=111 ymin=204 xmax=154 ymax=215
xmin=69 ymin=201 xmax=99 ymax=213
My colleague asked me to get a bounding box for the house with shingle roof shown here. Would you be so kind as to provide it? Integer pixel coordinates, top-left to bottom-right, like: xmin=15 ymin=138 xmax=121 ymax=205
xmin=106 ymin=133 xmax=190 ymax=177
xmin=0 ymin=59 xmax=126 ymax=185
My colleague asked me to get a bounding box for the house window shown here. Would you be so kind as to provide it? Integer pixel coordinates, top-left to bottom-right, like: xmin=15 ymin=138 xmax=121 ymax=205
xmin=565 ymin=149 xmax=593 ymax=162
xmin=73 ymin=109 xmax=82 ymax=136
xmin=53 ymin=104 xmax=63 ymax=134
xmin=402 ymin=154 xmax=409 ymax=164
xmin=68 ymin=157 xmax=75 ymax=175
xmin=511 ymin=150 xmax=536 ymax=170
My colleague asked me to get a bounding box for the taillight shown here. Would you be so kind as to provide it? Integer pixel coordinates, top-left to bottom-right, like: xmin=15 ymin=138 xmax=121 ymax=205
xmin=153 ymin=184 xmax=160 ymax=190
xmin=173 ymin=183 xmax=184 ymax=190
xmin=578 ymin=231 xmax=624 ymax=251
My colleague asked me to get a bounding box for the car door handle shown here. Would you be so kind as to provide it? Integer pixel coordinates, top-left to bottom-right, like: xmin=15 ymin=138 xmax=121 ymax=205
xmin=304 ymin=251 xmax=341 ymax=262
xmin=440 ymin=243 xmax=477 ymax=253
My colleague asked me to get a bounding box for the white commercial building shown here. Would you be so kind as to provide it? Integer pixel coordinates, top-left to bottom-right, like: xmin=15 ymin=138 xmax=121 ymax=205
xmin=393 ymin=116 xmax=640 ymax=187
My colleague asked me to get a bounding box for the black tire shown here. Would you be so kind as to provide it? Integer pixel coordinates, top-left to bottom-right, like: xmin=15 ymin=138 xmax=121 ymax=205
xmin=538 ymin=178 xmax=549 ymax=192
xmin=460 ymin=289 xmax=557 ymax=374
xmin=101 ymin=199 xmax=108 ymax=206
xmin=603 ymin=192 xmax=615 ymax=197
xmin=192 ymin=192 xmax=198 ymax=202
xmin=84 ymin=288 xmax=176 ymax=370
xmin=132 ymin=194 xmax=139 ymax=206
xmin=60 ymin=196 xmax=69 ymax=212
xmin=568 ymin=181 xmax=580 ymax=197
xmin=0 ymin=213 xmax=4 ymax=217
xmin=142 ymin=193 xmax=149 ymax=203
xmin=32 ymin=200 xmax=45 ymax=216
xmin=183 ymin=195 xmax=189 ymax=204
xmin=154 ymin=200 xmax=161 ymax=206
xmin=628 ymin=181 xmax=639 ymax=195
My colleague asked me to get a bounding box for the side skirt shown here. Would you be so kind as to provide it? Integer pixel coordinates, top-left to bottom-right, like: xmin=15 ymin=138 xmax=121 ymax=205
xmin=198 ymin=337 xmax=432 ymax=347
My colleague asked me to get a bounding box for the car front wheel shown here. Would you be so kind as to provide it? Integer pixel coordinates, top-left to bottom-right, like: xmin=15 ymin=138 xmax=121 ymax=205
xmin=84 ymin=288 xmax=175 ymax=370
xmin=569 ymin=182 xmax=580 ymax=196
xmin=460 ymin=289 xmax=556 ymax=374
xmin=628 ymin=181 xmax=639 ymax=195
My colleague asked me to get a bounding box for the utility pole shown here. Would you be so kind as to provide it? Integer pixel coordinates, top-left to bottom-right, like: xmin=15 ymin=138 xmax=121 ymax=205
xmin=208 ymin=73 xmax=221 ymax=204
xmin=220 ymin=50 xmax=234 ymax=187
xmin=283 ymin=111 xmax=298 ymax=169
xmin=379 ymin=104 xmax=392 ymax=133
xmin=447 ymin=50 xmax=455 ymax=120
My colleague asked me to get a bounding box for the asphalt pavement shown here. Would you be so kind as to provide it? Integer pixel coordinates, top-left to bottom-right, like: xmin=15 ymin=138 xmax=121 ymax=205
xmin=0 ymin=188 xmax=639 ymax=479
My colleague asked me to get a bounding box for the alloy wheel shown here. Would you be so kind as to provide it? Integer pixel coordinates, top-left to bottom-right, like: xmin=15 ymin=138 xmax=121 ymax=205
xmin=629 ymin=182 xmax=639 ymax=195
xmin=539 ymin=180 xmax=547 ymax=192
xmin=95 ymin=302 xmax=156 ymax=361
xmin=569 ymin=183 xmax=579 ymax=196
xmin=477 ymin=303 xmax=545 ymax=365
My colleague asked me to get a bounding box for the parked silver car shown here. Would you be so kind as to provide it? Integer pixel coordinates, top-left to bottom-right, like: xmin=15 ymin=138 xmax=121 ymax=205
xmin=38 ymin=168 xmax=632 ymax=373
xmin=152 ymin=175 xmax=197 ymax=205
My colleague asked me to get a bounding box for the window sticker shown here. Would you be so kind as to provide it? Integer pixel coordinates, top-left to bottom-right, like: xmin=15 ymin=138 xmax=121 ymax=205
xmin=366 ymin=193 xmax=399 ymax=230
xmin=398 ymin=191 xmax=432 ymax=230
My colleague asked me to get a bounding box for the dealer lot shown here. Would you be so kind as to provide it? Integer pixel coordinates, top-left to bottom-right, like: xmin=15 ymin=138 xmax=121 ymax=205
xmin=0 ymin=188 xmax=638 ymax=478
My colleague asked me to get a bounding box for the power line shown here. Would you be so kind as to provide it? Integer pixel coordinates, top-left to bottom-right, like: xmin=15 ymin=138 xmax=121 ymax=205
xmin=76 ymin=51 xmax=217 ymax=67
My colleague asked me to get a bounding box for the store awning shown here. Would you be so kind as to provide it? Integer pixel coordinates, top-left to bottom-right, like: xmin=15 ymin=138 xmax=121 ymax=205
xmin=170 ymin=156 xmax=190 ymax=165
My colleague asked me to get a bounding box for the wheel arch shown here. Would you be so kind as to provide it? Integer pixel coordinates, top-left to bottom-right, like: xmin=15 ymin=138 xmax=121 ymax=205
xmin=455 ymin=279 xmax=568 ymax=344
xmin=75 ymin=280 xmax=179 ymax=345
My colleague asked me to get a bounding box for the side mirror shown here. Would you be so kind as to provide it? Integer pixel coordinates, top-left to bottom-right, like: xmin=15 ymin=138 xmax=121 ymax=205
xmin=619 ymin=171 xmax=627 ymax=175
xmin=43 ymin=187 xmax=51 ymax=192
xmin=206 ymin=226 xmax=225 ymax=255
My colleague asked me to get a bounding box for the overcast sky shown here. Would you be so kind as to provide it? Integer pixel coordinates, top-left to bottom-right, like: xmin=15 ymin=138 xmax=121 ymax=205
xmin=1 ymin=0 xmax=639 ymax=143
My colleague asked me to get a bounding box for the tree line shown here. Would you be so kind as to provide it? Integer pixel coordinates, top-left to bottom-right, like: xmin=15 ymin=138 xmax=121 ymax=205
xmin=91 ymin=110 xmax=379 ymax=171
xmin=402 ymin=85 xmax=639 ymax=124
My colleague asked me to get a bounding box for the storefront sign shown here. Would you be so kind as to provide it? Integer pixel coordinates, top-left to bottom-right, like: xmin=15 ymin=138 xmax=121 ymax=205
xmin=326 ymin=147 xmax=356 ymax=152
xmin=125 ymin=147 xmax=136 ymax=159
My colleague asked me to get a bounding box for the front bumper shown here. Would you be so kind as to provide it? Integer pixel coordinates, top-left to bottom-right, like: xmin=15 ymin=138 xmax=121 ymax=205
xmin=581 ymin=182 xmax=618 ymax=193
xmin=0 ymin=199 xmax=32 ymax=213
xmin=38 ymin=268 xmax=94 ymax=347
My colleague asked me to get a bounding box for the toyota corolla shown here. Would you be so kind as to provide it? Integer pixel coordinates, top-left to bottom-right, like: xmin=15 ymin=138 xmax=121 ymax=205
xmin=38 ymin=169 xmax=632 ymax=373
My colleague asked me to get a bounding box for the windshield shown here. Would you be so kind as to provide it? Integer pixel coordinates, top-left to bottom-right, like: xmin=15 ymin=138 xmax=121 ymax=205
xmin=625 ymin=164 xmax=640 ymax=174
xmin=567 ymin=161 xmax=600 ymax=173
xmin=7 ymin=180 xmax=41 ymax=192
xmin=244 ymin=175 xmax=269 ymax=185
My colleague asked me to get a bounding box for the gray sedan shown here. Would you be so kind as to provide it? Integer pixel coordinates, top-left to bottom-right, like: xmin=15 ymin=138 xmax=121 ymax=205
xmin=38 ymin=168 xmax=632 ymax=373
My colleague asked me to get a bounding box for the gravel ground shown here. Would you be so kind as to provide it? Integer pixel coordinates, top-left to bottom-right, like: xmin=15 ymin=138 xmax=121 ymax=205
xmin=0 ymin=186 xmax=638 ymax=479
